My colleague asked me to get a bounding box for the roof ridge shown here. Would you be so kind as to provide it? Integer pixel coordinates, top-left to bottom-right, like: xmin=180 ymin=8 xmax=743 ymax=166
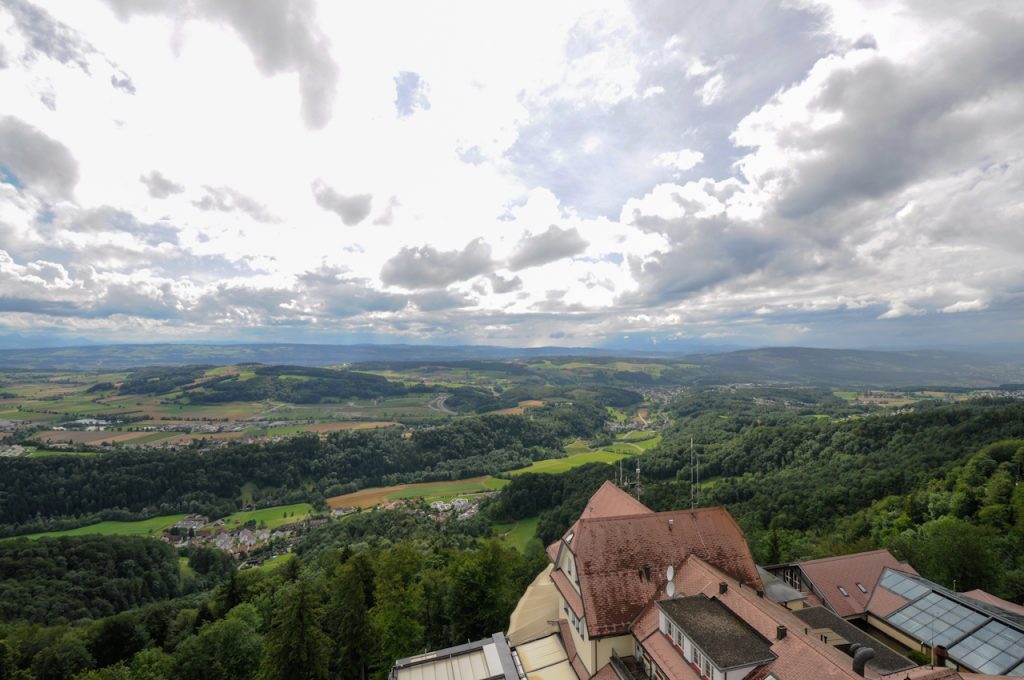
xmin=577 ymin=506 xmax=729 ymax=524
xmin=801 ymin=549 xmax=891 ymax=565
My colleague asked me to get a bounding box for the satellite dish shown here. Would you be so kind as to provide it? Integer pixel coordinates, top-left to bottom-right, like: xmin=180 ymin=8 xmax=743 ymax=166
xmin=667 ymin=581 xmax=676 ymax=597
xmin=666 ymin=565 xmax=674 ymax=581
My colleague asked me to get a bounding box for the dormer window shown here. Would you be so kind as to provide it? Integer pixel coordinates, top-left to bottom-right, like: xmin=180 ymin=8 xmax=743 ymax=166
xmin=856 ymin=582 xmax=868 ymax=593
xmin=838 ymin=586 xmax=849 ymax=597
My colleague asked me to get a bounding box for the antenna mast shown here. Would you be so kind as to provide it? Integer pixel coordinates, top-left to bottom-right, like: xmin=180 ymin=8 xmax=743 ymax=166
xmin=690 ymin=437 xmax=695 ymax=509
xmin=635 ymin=461 xmax=641 ymax=502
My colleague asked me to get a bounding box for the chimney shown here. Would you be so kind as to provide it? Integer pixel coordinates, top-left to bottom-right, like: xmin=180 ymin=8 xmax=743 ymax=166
xmin=852 ymin=646 xmax=875 ymax=677
xmin=757 ymin=589 xmax=764 ymax=598
xmin=776 ymin=626 xmax=787 ymax=640
xmin=719 ymin=582 xmax=728 ymax=595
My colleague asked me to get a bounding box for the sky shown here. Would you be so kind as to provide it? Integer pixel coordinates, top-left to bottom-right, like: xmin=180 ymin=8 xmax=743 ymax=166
xmin=0 ymin=0 xmax=1022 ymax=352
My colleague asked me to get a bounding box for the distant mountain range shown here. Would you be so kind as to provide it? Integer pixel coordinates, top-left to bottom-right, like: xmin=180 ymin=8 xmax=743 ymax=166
xmin=0 ymin=343 xmax=1021 ymax=388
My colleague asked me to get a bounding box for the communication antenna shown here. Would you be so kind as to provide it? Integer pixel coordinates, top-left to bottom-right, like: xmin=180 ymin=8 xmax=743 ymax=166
xmin=635 ymin=461 xmax=642 ymax=502
xmin=692 ymin=438 xmax=700 ymax=507
xmin=695 ymin=440 xmax=700 ymax=507
xmin=619 ymin=458 xmax=623 ymax=488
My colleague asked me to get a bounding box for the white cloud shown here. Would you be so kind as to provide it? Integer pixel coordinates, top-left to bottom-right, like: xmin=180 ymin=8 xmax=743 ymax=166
xmin=0 ymin=0 xmax=1020 ymax=349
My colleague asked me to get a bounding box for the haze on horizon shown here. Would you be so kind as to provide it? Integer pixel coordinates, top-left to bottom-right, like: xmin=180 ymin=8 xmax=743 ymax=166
xmin=0 ymin=0 xmax=1022 ymax=353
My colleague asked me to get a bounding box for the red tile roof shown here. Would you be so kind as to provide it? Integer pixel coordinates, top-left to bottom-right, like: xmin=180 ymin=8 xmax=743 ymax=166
xmin=555 ymin=618 xmax=590 ymax=680
xmin=666 ymin=556 xmax=865 ymax=680
xmin=960 ymin=589 xmax=1024 ymax=616
xmin=581 ymin=481 xmax=652 ymax=519
xmin=568 ymin=506 xmax=762 ymax=637
xmin=798 ymin=549 xmax=918 ymax=618
xmin=866 ymin=582 xmax=910 ymax=619
xmin=551 ymin=568 xmax=584 ymax=618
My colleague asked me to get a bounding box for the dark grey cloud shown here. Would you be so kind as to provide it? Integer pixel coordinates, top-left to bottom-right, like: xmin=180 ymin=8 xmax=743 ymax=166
xmin=508 ymin=225 xmax=588 ymax=270
xmin=489 ymin=273 xmax=523 ymax=294
xmin=380 ymin=239 xmax=494 ymax=289
xmin=298 ymin=266 xmax=406 ymax=317
xmin=140 ymin=170 xmax=184 ymax=198
xmin=395 ymin=71 xmax=430 ymax=117
xmin=103 ymin=0 xmax=338 ymax=129
xmin=0 ymin=116 xmax=78 ymax=199
xmin=764 ymin=10 xmax=1024 ymax=218
xmin=195 ymin=186 xmax=276 ymax=222
xmin=311 ymin=180 xmax=372 ymax=225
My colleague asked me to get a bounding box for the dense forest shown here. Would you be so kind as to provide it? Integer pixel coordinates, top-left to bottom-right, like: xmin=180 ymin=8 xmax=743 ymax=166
xmin=491 ymin=397 xmax=1024 ymax=601
xmin=3 ymin=375 xmax=1024 ymax=680
xmin=0 ymin=513 xmax=544 ymax=680
xmin=1 ymin=405 xmax=604 ymax=536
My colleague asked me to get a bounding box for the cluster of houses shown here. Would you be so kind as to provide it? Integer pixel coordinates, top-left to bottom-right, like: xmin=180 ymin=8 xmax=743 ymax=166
xmin=429 ymin=497 xmax=482 ymax=521
xmin=392 ymin=482 xmax=1024 ymax=680
xmin=0 ymin=443 xmax=26 ymax=457
xmin=161 ymin=512 xmax=328 ymax=568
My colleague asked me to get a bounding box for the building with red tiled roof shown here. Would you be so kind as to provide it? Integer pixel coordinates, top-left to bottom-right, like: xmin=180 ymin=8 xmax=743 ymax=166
xmin=765 ymin=549 xmax=918 ymax=619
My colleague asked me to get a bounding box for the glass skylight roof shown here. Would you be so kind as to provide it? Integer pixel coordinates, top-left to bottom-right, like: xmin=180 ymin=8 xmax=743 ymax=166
xmin=948 ymin=620 xmax=1024 ymax=674
xmin=879 ymin=569 xmax=930 ymax=601
xmin=886 ymin=592 xmax=988 ymax=647
xmin=1009 ymin=658 xmax=1024 ymax=675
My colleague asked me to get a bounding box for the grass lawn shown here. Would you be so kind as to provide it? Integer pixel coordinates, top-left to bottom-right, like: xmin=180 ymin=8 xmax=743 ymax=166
xmin=179 ymin=557 xmax=197 ymax=579
xmin=492 ymin=516 xmax=540 ymax=552
xmin=833 ymin=391 xmax=858 ymax=400
xmin=27 ymin=447 xmax=98 ymax=457
xmin=258 ymin=553 xmax=296 ymax=572
xmin=18 ymin=514 xmax=187 ymax=540
xmin=326 ymin=476 xmax=508 ymax=509
xmin=217 ymin=503 xmax=313 ymax=530
xmin=387 ymin=477 xmax=508 ymax=501
xmin=618 ymin=430 xmax=657 ymax=441
xmin=508 ymin=450 xmax=632 ymax=476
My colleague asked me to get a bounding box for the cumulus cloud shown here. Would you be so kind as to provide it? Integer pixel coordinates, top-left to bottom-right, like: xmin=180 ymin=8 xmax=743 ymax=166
xmin=194 ymin=186 xmax=276 ymax=222
xmin=102 ymin=0 xmax=339 ymax=129
xmin=0 ymin=116 xmax=78 ymax=199
xmin=380 ymin=239 xmax=494 ymax=289
xmin=140 ymin=170 xmax=184 ymax=198
xmin=733 ymin=9 xmax=1024 ymax=219
xmin=508 ymin=225 xmax=589 ymax=270
xmin=311 ymin=180 xmax=372 ymax=225
xmin=655 ymin=149 xmax=704 ymax=172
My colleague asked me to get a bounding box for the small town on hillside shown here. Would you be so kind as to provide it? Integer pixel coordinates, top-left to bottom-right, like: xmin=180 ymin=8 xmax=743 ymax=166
xmin=392 ymin=483 xmax=1024 ymax=680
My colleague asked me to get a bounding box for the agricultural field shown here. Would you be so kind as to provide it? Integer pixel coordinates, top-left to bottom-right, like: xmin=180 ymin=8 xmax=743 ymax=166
xmin=326 ymin=476 xmax=508 ymax=509
xmin=507 ymin=450 xmax=633 ymax=476
xmin=17 ymin=514 xmax=187 ymax=540
xmin=216 ymin=503 xmax=313 ymax=531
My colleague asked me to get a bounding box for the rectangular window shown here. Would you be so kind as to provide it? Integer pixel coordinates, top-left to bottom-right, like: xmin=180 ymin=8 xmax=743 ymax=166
xmin=856 ymin=583 xmax=868 ymax=593
xmin=838 ymin=586 xmax=850 ymax=597
xmin=692 ymin=649 xmax=713 ymax=679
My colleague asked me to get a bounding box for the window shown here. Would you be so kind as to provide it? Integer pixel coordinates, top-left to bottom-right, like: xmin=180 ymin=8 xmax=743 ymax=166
xmin=838 ymin=586 xmax=850 ymax=597
xmin=856 ymin=583 xmax=868 ymax=593
xmin=692 ymin=649 xmax=713 ymax=679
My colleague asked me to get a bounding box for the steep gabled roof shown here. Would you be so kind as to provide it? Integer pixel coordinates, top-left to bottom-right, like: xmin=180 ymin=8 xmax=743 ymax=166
xmin=798 ymin=549 xmax=918 ymax=618
xmin=581 ymin=480 xmax=652 ymax=519
xmin=571 ymin=507 xmax=762 ymax=637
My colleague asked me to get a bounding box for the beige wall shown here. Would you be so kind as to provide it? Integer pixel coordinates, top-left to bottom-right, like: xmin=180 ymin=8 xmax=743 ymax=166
xmin=595 ymin=635 xmax=634 ymax=670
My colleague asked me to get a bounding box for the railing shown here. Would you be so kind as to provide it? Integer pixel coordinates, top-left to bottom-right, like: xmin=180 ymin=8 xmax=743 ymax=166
xmin=610 ymin=650 xmax=649 ymax=680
